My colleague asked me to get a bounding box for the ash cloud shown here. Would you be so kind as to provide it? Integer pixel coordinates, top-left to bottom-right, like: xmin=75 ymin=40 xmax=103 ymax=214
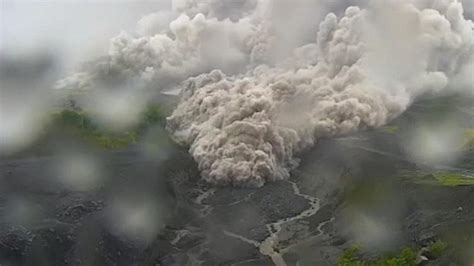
xmin=55 ymin=0 xmax=269 ymax=91
xmin=57 ymin=0 xmax=474 ymax=186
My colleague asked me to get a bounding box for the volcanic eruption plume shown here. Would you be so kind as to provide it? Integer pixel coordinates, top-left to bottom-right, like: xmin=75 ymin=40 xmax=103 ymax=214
xmin=58 ymin=0 xmax=474 ymax=187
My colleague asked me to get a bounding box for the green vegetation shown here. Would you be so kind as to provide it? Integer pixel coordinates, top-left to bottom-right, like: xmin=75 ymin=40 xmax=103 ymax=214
xmin=339 ymin=240 xmax=448 ymax=266
xmin=429 ymin=240 xmax=448 ymax=258
xmin=51 ymin=105 xmax=164 ymax=149
xmin=339 ymin=246 xmax=416 ymax=266
xmin=379 ymin=125 xmax=399 ymax=134
xmin=434 ymin=172 xmax=474 ymax=186
xmin=401 ymin=171 xmax=474 ymax=187
xmin=464 ymin=129 xmax=474 ymax=150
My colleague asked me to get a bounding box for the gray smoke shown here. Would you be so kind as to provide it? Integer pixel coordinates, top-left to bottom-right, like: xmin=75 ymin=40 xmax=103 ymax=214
xmin=58 ymin=0 xmax=473 ymax=186
xmin=168 ymin=0 xmax=473 ymax=186
xmin=55 ymin=0 xmax=270 ymax=91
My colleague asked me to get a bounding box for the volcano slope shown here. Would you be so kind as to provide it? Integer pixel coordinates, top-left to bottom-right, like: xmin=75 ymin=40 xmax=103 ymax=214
xmin=0 ymin=95 xmax=473 ymax=265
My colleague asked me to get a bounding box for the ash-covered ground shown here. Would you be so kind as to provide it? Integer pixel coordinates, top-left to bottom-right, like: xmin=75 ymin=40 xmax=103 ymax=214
xmin=1 ymin=96 xmax=473 ymax=266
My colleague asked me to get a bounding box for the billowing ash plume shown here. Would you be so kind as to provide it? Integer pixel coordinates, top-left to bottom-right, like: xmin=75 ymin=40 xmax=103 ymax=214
xmin=168 ymin=0 xmax=473 ymax=186
xmin=58 ymin=0 xmax=473 ymax=186
xmin=55 ymin=0 xmax=270 ymax=91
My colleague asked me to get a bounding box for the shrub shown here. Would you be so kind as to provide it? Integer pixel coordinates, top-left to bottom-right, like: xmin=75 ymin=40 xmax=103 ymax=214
xmin=51 ymin=105 xmax=164 ymax=149
xmin=339 ymin=246 xmax=418 ymax=266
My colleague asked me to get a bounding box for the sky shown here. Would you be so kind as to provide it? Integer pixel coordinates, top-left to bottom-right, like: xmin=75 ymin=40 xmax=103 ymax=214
xmin=0 ymin=0 xmax=170 ymax=71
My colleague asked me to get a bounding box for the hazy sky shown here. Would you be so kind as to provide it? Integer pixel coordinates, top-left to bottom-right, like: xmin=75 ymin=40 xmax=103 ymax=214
xmin=1 ymin=0 xmax=170 ymax=71
xmin=1 ymin=0 xmax=472 ymax=72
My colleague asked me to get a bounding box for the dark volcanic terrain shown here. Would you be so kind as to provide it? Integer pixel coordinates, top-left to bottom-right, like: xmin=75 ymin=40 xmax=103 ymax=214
xmin=1 ymin=97 xmax=473 ymax=266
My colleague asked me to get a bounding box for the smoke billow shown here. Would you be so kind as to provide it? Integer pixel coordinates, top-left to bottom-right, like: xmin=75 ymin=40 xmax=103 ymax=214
xmin=58 ymin=0 xmax=473 ymax=187
xmin=55 ymin=0 xmax=268 ymax=91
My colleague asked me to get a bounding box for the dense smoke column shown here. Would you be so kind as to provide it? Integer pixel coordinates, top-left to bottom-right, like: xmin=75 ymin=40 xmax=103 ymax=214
xmin=55 ymin=0 xmax=272 ymax=91
xmin=166 ymin=7 xmax=394 ymax=187
xmin=168 ymin=0 xmax=474 ymax=187
xmin=55 ymin=0 xmax=473 ymax=187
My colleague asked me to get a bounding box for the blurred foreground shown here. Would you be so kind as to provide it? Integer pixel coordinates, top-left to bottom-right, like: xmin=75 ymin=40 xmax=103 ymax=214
xmin=1 ymin=95 xmax=473 ymax=265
